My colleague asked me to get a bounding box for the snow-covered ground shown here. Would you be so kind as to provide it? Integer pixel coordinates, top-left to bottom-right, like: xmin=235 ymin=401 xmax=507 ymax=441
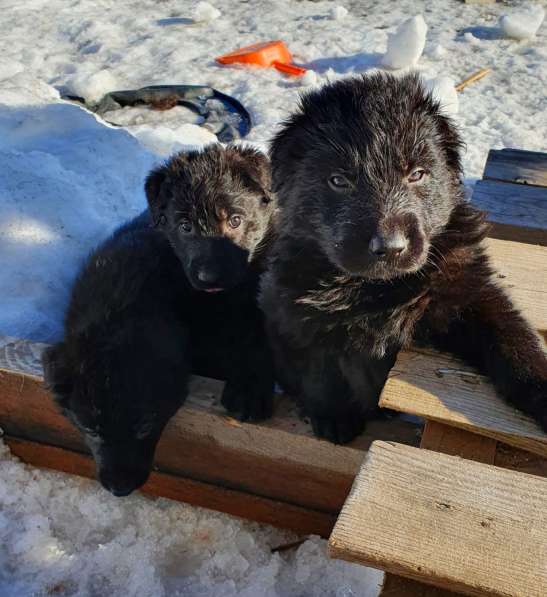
xmin=0 ymin=1 xmax=545 ymax=595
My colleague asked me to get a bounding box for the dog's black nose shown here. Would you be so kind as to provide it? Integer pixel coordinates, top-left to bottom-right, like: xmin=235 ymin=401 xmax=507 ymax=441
xmin=369 ymin=234 xmax=408 ymax=259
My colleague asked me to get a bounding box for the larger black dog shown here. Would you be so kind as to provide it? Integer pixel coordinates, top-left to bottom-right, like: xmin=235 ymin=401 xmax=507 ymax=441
xmin=43 ymin=144 xmax=276 ymax=496
xmin=261 ymin=73 xmax=547 ymax=443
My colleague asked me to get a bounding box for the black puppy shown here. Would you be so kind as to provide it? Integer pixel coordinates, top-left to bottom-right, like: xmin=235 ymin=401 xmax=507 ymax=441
xmin=261 ymin=73 xmax=547 ymax=443
xmin=43 ymin=144 xmax=276 ymax=496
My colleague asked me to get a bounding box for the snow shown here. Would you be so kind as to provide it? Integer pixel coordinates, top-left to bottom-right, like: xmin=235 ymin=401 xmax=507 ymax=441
xmin=425 ymin=76 xmax=459 ymax=115
xmin=0 ymin=0 xmax=546 ymax=594
xmin=500 ymin=5 xmax=545 ymax=41
xmin=66 ymin=68 xmax=118 ymax=103
xmin=426 ymin=43 xmax=447 ymax=61
xmin=0 ymin=439 xmax=383 ymax=596
xmin=193 ymin=2 xmax=221 ymax=23
xmin=330 ymin=6 xmax=349 ymax=21
xmin=381 ymin=15 xmax=428 ymax=69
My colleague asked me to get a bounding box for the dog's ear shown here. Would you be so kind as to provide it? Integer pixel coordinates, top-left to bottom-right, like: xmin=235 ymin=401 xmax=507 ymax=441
xmin=226 ymin=145 xmax=274 ymax=204
xmin=268 ymin=113 xmax=308 ymax=202
xmin=42 ymin=343 xmax=73 ymax=409
xmin=433 ymin=113 xmax=464 ymax=180
xmin=144 ymin=167 xmax=168 ymax=227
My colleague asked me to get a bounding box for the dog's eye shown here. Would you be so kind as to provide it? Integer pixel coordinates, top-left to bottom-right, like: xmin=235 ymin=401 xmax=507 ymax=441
xmin=179 ymin=219 xmax=192 ymax=233
xmin=328 ymin=175 xmax=351 ymax=190
xmin=228 ymin=215 xmax=242 ymax=229
xmin=407 ymin=169 xmax=426 ymax=183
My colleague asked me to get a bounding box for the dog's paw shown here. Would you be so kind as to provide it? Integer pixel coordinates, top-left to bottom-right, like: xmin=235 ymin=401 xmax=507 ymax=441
xmin=310 ymin=414 xmax=365 ymax=444
xmin=221 ymin=378 xmax=274 ymax=422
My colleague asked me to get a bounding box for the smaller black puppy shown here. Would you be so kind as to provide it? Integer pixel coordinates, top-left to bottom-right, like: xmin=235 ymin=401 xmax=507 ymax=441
xmin=43 ymin=144 xmax=276 ymax=496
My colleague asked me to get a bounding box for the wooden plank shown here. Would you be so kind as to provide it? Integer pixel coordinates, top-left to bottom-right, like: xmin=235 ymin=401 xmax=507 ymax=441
xmin=486 ymin=237 xmax=547 ymax=339
xmin=483 ymin=148 xmax=547 ymax=188
xmin=380 ymin=574 xmax=463 ymax=597
xmin=420 ymin=420 xmax=497 ymax=464
xmin=5 ymin=436 xmax=335 ymax=537
xmin=379 ymin=349 xmax=547 ymax=457
xmin=380 ymin=422 xmax=497 ymax=596
xmin=473 ymin=179 xmax=547 ymax=246
xmin=329 ymin=441 xmax=547 ymax=597
xmin=0 ymin=335 xmax=422 ymax=518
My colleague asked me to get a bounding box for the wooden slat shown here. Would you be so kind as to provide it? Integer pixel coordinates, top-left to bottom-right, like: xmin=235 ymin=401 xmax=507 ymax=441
xmin=379 ymin=349 xmax=547 ymax=457
xmin=0 ymin=335 xmax=421 ymax=521
xmin=483 ymin=148 xmax=547 ymax=188
xmin=420 ymin=420 xmax=497 ymax=464
xmin=5 ymin=436 xmax=335 ymax=537
xmin=329 ymin=441 xmax=547 ymax=597
xmin=380 ymin=574 xmax=463 ymax=597
xmin=495 ymin=442 xmax=547 ymax=479
xmin=486 ymin=237 xmax=547 ymax=339
xmin=473 ymin=179 xmax=547 ymax=245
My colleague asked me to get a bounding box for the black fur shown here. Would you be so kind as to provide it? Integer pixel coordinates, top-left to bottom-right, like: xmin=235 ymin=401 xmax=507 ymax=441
xmin=43 ymin=144 xmax=277 ymax=495
xmin=261 ymin=73 xmax=547 ymax=443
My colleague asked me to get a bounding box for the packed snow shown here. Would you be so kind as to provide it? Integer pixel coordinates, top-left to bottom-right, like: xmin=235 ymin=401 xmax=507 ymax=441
xmin=193 ymin=2 xmax=221 ymax=24
xmin=0 ymin=440 xmax=383 ymax=596
xmin=330 ymin=6 xmax=349 ymax=21
xmin=500 ymin=4 xmax=545 ymax=40
xmin=0 ymin=0 xmax=546 ymax=595
xmin=381 ymin=15 xmax=428 ymax=69
xmin=425 ymin=76 xmax=459 ymax=115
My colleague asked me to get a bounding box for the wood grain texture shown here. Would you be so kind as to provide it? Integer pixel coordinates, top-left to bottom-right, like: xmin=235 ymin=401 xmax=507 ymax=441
xmin=379 ymin=349 xmax=547 ymax=457
xmin=329 ymin=441 xmax=547 ymax=597
xmin=483 ymin=148 xmax=547 ymax=188
xmin=0 ymin=335 xmax=421 ymax=517
xmin=473 ymin=179 xmax=547 ymax=246
xmin=5 ymin=436 xmax=336 ymax=537
xmin=485 ymin=237 xmax=547 ymax=339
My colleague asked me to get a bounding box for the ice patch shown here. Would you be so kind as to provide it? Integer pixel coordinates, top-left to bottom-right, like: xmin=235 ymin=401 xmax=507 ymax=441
xmin=66 ymin=68 xmax=118 ymax=103
xmin=193 ymin=2 xmax=221 ymax=23
xmin=330 ymin=6 xmax=348 ymax=21
xmin=500 ymin=5 xmax=545 ymax=40
xmin=382 ymin=15 xmax=428 ymax=70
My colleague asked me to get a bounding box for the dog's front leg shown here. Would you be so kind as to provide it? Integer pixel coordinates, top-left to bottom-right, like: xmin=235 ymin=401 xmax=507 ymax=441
xmin=422 ymin=283 xmax=547 ymax=430
xmin=297 ymin=346 xmax=395 ymax=444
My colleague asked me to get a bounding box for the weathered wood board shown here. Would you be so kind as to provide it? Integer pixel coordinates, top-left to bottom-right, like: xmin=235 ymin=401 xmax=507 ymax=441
xmin=329 ymin=441 xmax=547 ymax=597
xmin=483 ymin=148 xmax=547 ymax=188
xmin=379 ymin=348 xmax=547 ymax=457
xmin=0 ymin=335 xmax=421 ymax=536
xmin=473 ymin=179 xmax=547 ymax=245
xmin=485 ymin=237 xmax=547 ymax=339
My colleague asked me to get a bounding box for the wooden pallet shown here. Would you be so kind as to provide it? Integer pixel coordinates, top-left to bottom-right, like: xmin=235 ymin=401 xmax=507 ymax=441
xmin=0 ymin=147 xmax=546 ymax=552
xmin=329 ymin=148 xmax=547 ymax=595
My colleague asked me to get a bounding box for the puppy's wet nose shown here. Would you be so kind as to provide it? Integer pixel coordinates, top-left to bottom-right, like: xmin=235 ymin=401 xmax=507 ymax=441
xmin=369 ymin=234 xmax=408 ymax=259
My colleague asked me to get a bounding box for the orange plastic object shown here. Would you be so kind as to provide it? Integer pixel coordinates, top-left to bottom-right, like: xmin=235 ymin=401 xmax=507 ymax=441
xmin=216 ymin=41 xmax=307 ymax=77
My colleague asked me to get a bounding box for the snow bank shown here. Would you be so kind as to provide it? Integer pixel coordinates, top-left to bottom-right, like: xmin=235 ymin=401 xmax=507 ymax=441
xmin=0 ymin=439 xmax=383 ymax=596
xmin=500 ymin=5 xmax=545 ymax=40
xmin=0 ymin=75 xmax=218 ymax=342
xmin=382 ymin=15 xmax=428 ymax=70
